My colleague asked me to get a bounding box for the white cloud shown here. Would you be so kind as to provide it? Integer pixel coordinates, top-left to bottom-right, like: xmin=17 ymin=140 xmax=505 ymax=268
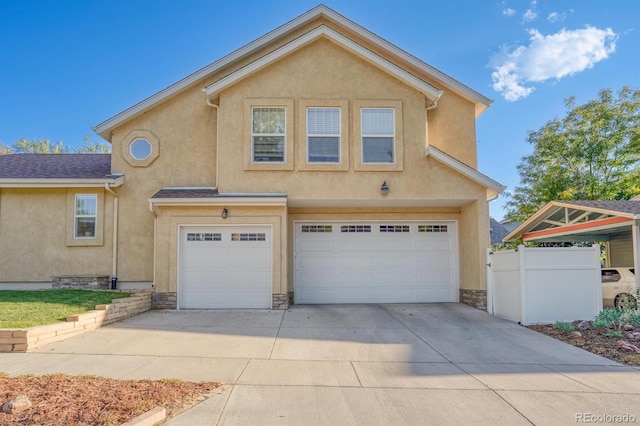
xmin=503 ymin=8 xmax=516 ymax=17
xmin=491 ymin=26 xmax=618 ymax=101
xmin=547 ymin=11 xmax=566 ymax=23
xmin=522 ymin=9 xmax=538 ymax=22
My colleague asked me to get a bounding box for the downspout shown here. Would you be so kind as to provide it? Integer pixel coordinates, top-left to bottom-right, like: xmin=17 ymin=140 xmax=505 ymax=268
xmin=104 ymin=183 xmax=118 ymax=288
xmin=206 ymin=97 xmax=220 ymax=189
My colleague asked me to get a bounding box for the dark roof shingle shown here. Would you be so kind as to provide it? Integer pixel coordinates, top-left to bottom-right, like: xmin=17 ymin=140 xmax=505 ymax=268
xmin=560 ymin=200 xmax=640 ymax=216
xmin=0 ymin=154 xmax=112 ymax=179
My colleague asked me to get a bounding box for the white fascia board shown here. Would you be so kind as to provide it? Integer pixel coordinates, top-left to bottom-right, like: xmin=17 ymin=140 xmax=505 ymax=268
xmin=552 ymin=201 xmax=637 ymax=220
xmin=426 ymin=145 xmax=505 ymax=199
xmin=0 ymin=176 xmax=124 ymax=188
xmin=94 ymin=5 xmax=486 ymax=138
xmin=317 ymin=7 xmax=492 ymax=116
xmin=503 ymin=203 xmax=561 ymax=242
xmin=205 ymin=25 xmax=442 ymax=102
xmin=93 ymin=6 xmax=333 ymax=139
xmin=504 ymin=201 xmax=638 ymax=242
xmin=148 ymin=196 xmax=287 ymax=208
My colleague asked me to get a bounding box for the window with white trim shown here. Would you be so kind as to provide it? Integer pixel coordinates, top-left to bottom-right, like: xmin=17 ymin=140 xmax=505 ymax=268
xmin=419 ymin=225 xmax=448 ymax=233
xmin=74 ymin=194 xmax=97 ymax=238
xmin=361 ymin=108 xmax=394 ymax=163
xmin=252 ymin=107 xmax=285 ymax=162
xmin=307 ymin=107 xmax=340 ymax=163
xmin=231 ymin=233 xmax=267 ymax=241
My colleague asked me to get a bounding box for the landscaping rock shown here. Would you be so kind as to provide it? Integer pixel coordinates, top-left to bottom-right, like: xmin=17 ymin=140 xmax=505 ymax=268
xmin=2 ymin=395 xmax=32 ymax=414
xmin=623 ymin=324 xmax=635 ymax=331
xmin=577 ymin=321 xmax=591 ymax=330
xmin=570 ymin=331 xmax=583 ymax=338
xmin=617 ymin=340 xmax=640 ymax=354
xmin=627 ymin=332 xmax=640 ymax=340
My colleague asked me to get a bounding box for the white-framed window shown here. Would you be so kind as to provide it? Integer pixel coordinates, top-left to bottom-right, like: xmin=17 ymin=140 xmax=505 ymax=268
xmin=130 ymin=138 xmax=152 ymax=160
xmin=307 ymin=107 xmax=340 ymax=163
xmin=252 ymin=107 xmax=285 ymax=163
xmin=361 ymin=108 xmax=395 ymax=163
xmin=74 ymin=194 xmax=97 ymax=238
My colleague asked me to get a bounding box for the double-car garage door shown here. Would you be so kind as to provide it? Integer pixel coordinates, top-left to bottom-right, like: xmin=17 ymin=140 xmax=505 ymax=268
xmin=179 ymin=221 xmax=457 ymax=308
xmin=295 ymin=222 xmax=457 ymax=304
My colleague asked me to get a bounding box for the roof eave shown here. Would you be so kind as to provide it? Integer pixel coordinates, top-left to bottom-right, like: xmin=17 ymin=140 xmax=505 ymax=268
xmin=425 ymin=145 xmax=505 ymax=200
xmin=204 ymin=25 xmax=442 ymax=103
xmin=0 ymin=176 xmax=124 ymax=188
xmin=503 ymin=200 xmax=639 ymax=242
xmin=93 ymin=5 xmax=489 ymax=139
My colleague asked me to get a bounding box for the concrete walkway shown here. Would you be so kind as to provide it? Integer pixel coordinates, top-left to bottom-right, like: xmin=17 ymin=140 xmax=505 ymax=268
xmin=1 ymin=304 xmax=640 ymax=425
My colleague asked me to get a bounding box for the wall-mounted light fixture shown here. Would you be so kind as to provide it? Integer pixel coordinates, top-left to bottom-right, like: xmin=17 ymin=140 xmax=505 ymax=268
xmin=221 ymin=208 xmax=228 ymax=219
xmin=381 ymin=181 xmax=389 ymax=196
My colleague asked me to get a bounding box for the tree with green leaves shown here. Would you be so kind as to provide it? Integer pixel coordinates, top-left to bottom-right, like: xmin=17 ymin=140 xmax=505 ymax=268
xmin=12 ymin=137 xmax=69 ymax=153
xmin=505 ymin=86 xmax=640 ymax=222
xmin=2 ymin=136 xmax=111 ymax=154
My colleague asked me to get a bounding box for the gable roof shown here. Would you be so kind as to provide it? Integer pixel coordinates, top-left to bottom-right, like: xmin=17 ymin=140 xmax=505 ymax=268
xmin=504 ymin=200 xmax=640 ymax=242
xmin=0 ymin=154 xmax=123 ymax=187
xmin=490 ymin=218 xmax=509 ymax=245
xmin=425 ymin=145 xmax=505 ymax=200
xmin=94 ymin=5 xmax=492 ymax=140
xmin=203 ymin=25 xmax=442 ymax=102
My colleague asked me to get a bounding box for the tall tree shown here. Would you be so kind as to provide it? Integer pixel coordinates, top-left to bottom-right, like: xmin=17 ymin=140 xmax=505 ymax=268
xmin=505 ymin=86 xmax=640 ymax=222
xmin=12 ymin=138 xmax=69 ymax=153
xmin=73 ymin=135 xmax=111 ymax=153
xmin=0 ymin=142 xmax=11 ymax=154
xmin=3 ymin=136 xmax=111 ymax=154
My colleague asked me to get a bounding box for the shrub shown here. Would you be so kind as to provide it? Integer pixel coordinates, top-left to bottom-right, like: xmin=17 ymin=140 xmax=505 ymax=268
xmin=620 ymin=310 xmax=640 ymax=327
xmin=553 ymin=321 xmax=575 ymax=331
xmin=593 ymin=309 xmax=621 ymax=329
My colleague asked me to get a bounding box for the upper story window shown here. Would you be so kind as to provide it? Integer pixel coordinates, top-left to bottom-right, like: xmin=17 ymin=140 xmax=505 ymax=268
xmin=252 ymin=107 xmax=285 ymax=163
xmin=361 ymin=108 xmax=395 ymax=163
xmin=130 ymin=138 xmax=152 ymax=160
xmin=74 ymin=194 xmax=97 ymax=238
xmin=122 ymin=129 xmax=160 ymax=167
xmin=307 ymin=107 xmax=340 ymax=163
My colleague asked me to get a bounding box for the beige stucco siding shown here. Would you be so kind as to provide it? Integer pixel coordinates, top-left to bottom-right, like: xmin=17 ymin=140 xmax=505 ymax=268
xmin=216 ymin=39 xmax=478 ymax=200
xmin=108 ymin=87 xmax=217 ymax=283
xmin=0 ymin=188 xmax=112 ymax=282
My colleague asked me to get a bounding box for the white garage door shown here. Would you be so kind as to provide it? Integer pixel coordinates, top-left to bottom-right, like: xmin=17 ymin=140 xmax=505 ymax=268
xmin=295 ymin=222 xmax=457 ymax=304
xmin=180 ymin=226 xmax=271 ymax=308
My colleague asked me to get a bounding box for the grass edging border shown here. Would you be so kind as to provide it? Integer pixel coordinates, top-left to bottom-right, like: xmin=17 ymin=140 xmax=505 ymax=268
xmin=0 ymin=290 xmax=152 ymax=353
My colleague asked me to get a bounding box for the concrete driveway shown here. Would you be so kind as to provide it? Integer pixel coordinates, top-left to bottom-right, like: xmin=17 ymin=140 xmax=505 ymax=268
xmin=2 ymin=303 xmax=640 ymax=425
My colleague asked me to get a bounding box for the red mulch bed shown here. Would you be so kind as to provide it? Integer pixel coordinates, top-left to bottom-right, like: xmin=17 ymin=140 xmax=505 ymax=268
xmin=0 ymin=374 xmax=223 ymax=425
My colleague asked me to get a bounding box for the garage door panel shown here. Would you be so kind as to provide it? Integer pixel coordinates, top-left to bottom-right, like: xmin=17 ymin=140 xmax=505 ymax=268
xmin=375 ymin=270 xmax=413 ymax=285
xmin=295 ymin=221 xmax=457 ymax=304
xmin=180 ymin=226 xmax=271 ymax=309
xmin=376 ymin=253 xmax=414 ymax=268
xmin=335 ymin=240 xmax=375 ymax=251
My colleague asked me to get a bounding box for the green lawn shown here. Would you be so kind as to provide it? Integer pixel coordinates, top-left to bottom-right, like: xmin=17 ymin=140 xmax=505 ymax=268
xmin=0 ymin=290 xmax=131 ymax=328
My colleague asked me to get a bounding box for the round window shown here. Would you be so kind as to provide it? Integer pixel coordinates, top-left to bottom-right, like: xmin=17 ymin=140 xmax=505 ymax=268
xmin=130 ymin=138 xmax=152 ymax=160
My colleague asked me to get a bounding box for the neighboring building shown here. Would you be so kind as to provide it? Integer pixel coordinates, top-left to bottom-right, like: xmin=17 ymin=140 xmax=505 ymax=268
xmin=0 ymin=6 xmax=504 ymax=310
xmin=490 ymin=218 xmax=509 ymax=246
xmin=504 ymin=200 xmax=640 ymax=290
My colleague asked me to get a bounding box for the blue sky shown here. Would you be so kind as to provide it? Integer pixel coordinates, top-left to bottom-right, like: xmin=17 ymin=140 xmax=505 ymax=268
xmin=1 ymin=1 xmax=638 ymax=219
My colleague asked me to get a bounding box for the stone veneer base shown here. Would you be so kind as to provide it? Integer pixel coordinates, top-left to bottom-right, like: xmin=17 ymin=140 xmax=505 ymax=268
xmin=460 ymin=289 xmax=487 ymax=311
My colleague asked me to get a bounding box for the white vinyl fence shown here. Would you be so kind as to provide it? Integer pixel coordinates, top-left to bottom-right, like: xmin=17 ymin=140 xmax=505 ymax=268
xmin=487 ymin=245 xmax=602 ymax=325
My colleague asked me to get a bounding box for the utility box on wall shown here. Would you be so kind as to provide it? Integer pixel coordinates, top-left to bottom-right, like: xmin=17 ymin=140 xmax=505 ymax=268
xmin=487 ymin=245 xmax=602 ymax=325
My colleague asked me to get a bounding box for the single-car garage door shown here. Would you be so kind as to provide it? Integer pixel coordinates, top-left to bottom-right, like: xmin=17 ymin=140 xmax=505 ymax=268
xmin=295 ymin=222 xmax=457 ymax=304
xmin=180 ymin=226 xmax=272 ymax=308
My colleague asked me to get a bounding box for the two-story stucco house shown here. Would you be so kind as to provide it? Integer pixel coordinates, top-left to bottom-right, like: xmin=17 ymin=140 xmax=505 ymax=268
xmin=0 ymin=6 xmax=504 ymax=310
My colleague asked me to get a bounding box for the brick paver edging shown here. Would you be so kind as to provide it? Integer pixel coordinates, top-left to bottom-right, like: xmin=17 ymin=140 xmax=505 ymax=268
xmin=0 ymin=290 xmax=152 ymax=352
